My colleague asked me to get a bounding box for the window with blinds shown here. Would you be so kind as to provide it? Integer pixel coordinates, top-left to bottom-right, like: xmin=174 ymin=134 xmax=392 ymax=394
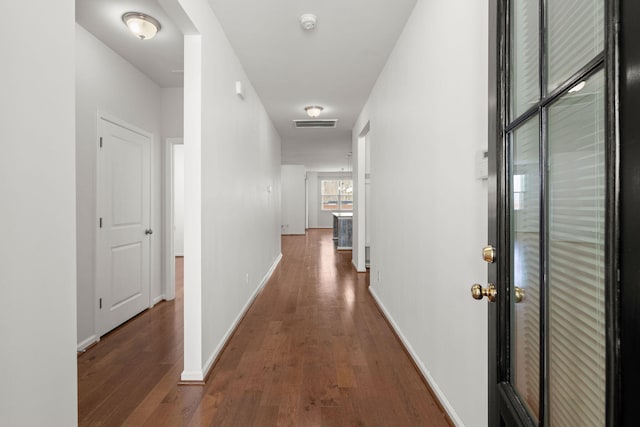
xmin=547 ymin=0 xmax=604 ymax=92
xmin=547 ymin=70 xmax=605 ymax=427
xmin=507 ymin=0 xmax=606 ymax=425
xmin=511 ymin=0 xmax=538 ymax=117
xmin=511 ymin=117 xmax=541 ymax=420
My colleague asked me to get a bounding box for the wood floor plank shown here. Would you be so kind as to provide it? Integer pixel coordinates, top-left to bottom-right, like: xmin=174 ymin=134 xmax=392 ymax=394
xmin=78 ymin=232 xmax=453 ymax=426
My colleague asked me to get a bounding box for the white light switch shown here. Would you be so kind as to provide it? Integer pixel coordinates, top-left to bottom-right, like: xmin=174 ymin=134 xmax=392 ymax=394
xmin=235 ymin=81 xmax=244 ymax=99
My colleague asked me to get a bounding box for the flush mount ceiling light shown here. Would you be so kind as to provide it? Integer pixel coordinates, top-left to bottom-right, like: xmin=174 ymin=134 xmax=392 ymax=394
xmin=300 ymin=14 xmax=317 ymax=31
xmin=122 ymin=12 xmax=161 ymax=40
xmin=304 ymin=105 xmax=324 ymax=118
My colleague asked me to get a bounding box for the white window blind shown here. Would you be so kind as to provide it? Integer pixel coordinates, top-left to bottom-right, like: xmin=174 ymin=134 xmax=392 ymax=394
xmin=510 ymin=0 xmax=606 ymax=424
xmin=547 ymin=0 xmax=604 ymax=92
xmin=512 ymin=0 xmax=539 ymax=117
xmin=547 ymin=70 xmax=605 ymax=427
xmin=512 ymin=117 xmax=541 ymax=419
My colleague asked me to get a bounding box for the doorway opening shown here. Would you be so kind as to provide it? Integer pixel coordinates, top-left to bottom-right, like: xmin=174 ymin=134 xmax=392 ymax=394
xmin=164 ymin=138 xmax=184 ymax=301
xmin=355 ymin=121 xmax=370 ymax=272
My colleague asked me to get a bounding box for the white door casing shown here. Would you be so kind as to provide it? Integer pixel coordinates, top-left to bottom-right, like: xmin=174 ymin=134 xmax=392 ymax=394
xmin=96 ymin=115 xmax=152 ymax=337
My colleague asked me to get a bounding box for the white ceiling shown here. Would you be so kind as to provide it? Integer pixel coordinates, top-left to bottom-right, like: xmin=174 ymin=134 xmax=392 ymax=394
xmin=76 ymin=0 xmax=417 ymax=171
xmin=76 ymin=0 xmax=184 ymax=88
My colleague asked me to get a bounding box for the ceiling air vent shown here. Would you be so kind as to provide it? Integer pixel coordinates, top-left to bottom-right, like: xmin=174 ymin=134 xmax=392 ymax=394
xmin=293 ymin=119 xmax=338 ymax=129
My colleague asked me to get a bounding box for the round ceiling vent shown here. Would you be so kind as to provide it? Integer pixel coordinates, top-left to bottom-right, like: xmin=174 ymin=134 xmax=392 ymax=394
xmin=300 ymin=14 xmax=317 ymax=31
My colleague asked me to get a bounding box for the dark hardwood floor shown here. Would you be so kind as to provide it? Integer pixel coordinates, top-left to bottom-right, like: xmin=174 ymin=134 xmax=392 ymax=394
xmin=78 ymin=229 xmax=451 ymax=426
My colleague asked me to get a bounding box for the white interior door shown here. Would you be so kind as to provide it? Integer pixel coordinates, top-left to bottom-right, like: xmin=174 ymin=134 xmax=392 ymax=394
xmin=96 ymin=116 xmax=151 ymax=336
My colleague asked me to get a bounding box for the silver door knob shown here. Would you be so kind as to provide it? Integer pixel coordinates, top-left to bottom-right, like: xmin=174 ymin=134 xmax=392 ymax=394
xmin=145 ymin=229 xmax=153 ymax=235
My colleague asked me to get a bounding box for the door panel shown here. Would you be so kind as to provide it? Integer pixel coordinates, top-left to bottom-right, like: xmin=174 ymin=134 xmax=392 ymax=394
xmin=97 ymin=117 xmax=151 ymax=336
xmin=111 ymin=137 xmax=144 ymax=225
xmin=487 ymin=0 xmax=610 ymax=425
xmin=111 ymin=243 xmax=143 ymax=308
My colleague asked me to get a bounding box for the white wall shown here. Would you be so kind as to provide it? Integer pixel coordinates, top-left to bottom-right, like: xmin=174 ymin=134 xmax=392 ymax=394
xmin=281 ymin=165 xmax=307 ymax=235
xmin=178 ymin=0 xmax=282 ymax=381
xmin=307 ymin=172 xmax=320 ymax=227
xmin=352 ymin=1 xmax=488 ymax=426
xmin=307 ymin=171 xmax=352 ymax=229
xmin=174 ymin=144 xmax=185 ymax=255
xmin=161 ymin=87 xmax=184 ymax=138
xmin=0 ymin=1 xmax=78 ymax=425
xmin=76 ymin=25 xmax=165 ymax=348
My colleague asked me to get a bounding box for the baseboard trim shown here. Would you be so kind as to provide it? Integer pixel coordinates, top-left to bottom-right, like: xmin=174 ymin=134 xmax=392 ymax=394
xmin=180 ymin=253 xmax=284 ymax=386
xmin=178 ymin=373 xmax=205 ymax=386
xmin=179 ymin=371 xmax=206 ymax=383
xmin=151 ymin=294 xmax=165 ymax=307
xmin=77 ymin=335 xmax=100 ymax=353
xmin=351 ymin=259 xmax=367 ymax=273
xmin=368 ymin=287 xmax=461 ymax=427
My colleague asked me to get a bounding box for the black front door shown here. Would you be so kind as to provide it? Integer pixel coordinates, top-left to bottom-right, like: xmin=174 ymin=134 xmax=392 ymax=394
xmin=483 ymin=0 xmax=622 ymax=425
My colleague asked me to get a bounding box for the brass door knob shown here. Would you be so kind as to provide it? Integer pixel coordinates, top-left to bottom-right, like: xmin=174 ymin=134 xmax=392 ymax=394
xmin=471 ymin=283 xmax=497 ymax=302
xmin=514 ymin=286 xmax=525 ymax=303
xmin=482 ymin=245 xmax=496 ymax=263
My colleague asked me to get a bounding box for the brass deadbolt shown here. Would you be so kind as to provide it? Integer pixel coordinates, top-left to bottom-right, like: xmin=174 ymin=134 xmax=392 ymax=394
xmin=482 ymin=245 xmax=496 ymax=263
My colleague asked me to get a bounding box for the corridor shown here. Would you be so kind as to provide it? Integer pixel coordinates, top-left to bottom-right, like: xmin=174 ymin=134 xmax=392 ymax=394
xmin=78 ymin=230 xmax=451 ymax=426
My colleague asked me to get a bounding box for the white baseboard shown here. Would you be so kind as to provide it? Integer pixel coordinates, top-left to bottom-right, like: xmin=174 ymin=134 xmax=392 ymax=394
xmin=180 ymin=371 xmax=204 ymax=383
xmin=200 ymin=253 xmax=284 ymax=381
xmin=77 ymin=334 xmax=100 ymax=352
xmin=151 ymin=294 xmax=165 ymax=307
xmin=369 ymin=287 xmax=464 ymax=427
xmin=180 ymin=371 xmax=205 ymax=382
xmin=351 ymin=259 xmax=367 ymax=273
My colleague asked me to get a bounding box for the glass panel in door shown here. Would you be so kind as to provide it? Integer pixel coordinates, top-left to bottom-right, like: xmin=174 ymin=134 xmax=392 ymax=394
xmin=511 ymin=0 xmax=539 ymax=118
xmin=510 ymin=117 xmax=541 ymax=422
xmin=547 ymin=0 xmax=604 ymax=92
xmin=547 ymin=70 xmax=605 ymax=427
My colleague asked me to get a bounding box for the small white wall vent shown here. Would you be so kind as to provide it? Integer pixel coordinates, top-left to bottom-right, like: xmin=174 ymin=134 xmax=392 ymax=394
xmin=293 ymin=119 xmax=338 ymax=129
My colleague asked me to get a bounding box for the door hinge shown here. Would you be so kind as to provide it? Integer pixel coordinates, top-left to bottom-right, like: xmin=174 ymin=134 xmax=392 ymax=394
xmin=99 ymin=298 xmax=102 ymax=309
xmin=99 ymin=217 xmax=103 ymax=228
xmin=99 ymin=137 xmax=103 ymax=148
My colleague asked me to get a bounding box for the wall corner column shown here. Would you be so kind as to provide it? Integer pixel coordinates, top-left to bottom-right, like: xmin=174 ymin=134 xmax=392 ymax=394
xmin=181 ymin=34 xmax=204 ymax=381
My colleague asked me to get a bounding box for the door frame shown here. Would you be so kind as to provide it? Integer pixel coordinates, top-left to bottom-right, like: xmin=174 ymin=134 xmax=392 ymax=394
xmin=95 ymin=111 xmax=154 ymax=337
xmin=354 ymin=121 xmax=370 ymax=272
xmin=618 ymin=0 xmax=640 ymax=424
xmin=487 ymin=1 xmax=500 ymax=424
xmin=487 ymin=0 xmax=625 ymax=425
xmin=163 ymin=137 xmax=184 ymax=302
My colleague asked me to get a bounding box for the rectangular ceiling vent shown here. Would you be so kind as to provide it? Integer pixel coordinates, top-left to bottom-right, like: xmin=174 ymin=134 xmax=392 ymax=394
xmin=293 ymin=119 xmax=338 ymax=129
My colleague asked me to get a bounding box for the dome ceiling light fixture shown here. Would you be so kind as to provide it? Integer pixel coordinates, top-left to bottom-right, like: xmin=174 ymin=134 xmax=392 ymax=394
xmin=300 ymin=14 xmax=317 ymax=31
xmin=122 ymin=12 xmax=162 ymax=40
xmin=304 ymin=105 xmax=324 ymax=118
